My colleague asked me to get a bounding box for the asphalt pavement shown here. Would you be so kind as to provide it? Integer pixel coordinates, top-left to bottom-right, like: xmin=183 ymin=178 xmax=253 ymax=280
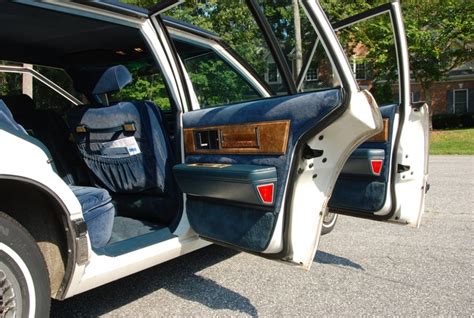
xmin=51 ymin=155 xmax=473 ymax=317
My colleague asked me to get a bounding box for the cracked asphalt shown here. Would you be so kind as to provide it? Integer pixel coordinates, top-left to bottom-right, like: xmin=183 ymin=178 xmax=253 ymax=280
xmin=51 ymin=155 xmax=473 ymax=317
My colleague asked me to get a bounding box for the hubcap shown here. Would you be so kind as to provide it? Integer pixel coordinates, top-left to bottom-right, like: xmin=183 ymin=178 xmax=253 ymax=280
xmin=323 ymin=211 xmax=336 ymax=225
xmin=0 ymin=265 xmax=21 ymax=318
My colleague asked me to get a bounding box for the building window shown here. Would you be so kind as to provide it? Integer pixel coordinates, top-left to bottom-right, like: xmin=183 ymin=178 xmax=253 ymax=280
xmin=267 ymin=62 xmax=280 ymax=84
xmin=411 ymin=91 xmax=420 ymax=103
xmin=453 ymin=89 xmax=468 ymax=114
xmin=352 ymin=58 xmax=367 ymax=80
xmin=305 ymin=67 xmax=318 ymax=81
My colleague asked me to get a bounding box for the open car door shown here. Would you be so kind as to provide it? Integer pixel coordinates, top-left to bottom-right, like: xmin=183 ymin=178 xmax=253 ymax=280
xmin=320 ymin=2 xmax=430 ymax=226
xmin=149 ymin=0 xmax=426 ymax=270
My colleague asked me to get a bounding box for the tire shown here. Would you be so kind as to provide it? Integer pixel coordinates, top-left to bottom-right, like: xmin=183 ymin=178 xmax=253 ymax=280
xmin=321 ymin=211 xmax=338 ymax=235
xmin=0 ymin=212 xmax=50 ymax=318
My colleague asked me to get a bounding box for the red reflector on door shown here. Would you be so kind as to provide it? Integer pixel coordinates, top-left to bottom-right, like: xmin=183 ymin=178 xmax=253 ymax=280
xmin=371 ymin=159 xmax=383 ymax=176
xmin=256 ymin=183 xmax=274 ymax=205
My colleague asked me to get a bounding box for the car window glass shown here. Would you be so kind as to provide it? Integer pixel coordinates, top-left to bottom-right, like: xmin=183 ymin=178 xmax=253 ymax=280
xmin=182 ymin=48 xmax=261 ymax=107
xmin=335 ymin=12 xmax=399 ymax=105
xmin=109 ymin=59 xmax=172 ymax=111
xmin=257 ymin=0 xmax=337 ymax=92
xmin=0 ymin=62 xmax=84 ymax=113
xmin=167 ymin=1 xmax=342 ymax=109
xmin=167 ymin=2 xmax=282 ymax=103
xmin=315 ymin=1 xmax=400 ymax=105
xmin=0 ymin=63 xmax=22 ymax=96
xmin=171 ymin=37 xmax=261 ymax=108
xmin=34 ymin=66 xmax=84 ymax=112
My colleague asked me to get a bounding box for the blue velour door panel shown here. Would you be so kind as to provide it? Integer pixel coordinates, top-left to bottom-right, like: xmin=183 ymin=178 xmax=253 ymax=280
xmin=329 ymin=104 xmax=398 ymax=213
xmin=173 ymin=164 xmax=277 ymax=206
xmin=180 ymin=89 xmax=342 ymax=252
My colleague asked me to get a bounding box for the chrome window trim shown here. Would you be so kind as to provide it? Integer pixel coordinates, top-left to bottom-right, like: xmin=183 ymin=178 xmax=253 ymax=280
xmin=0 ymin=65 xmax=82 ymax=106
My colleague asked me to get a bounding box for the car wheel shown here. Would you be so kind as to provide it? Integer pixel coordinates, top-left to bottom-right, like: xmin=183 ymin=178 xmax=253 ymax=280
xmin=321 ymin=211 xmax=338 ymax=235
xmin=0 ymin=212 xmax=50 ymax=318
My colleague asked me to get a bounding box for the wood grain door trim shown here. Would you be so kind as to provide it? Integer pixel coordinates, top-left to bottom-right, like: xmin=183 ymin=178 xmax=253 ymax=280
xmin=367 ymin=118 xmax=389 ymax=142
xmin=184 ymin=120 xmax=290 ymax=155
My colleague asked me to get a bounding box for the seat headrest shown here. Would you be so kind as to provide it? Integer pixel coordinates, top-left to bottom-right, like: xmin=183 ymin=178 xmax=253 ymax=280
xmin=93 ymin=65 xmax=133 ymax=95
xmin=0 ymin=94 xmax=36 ymax=116
xmin=70 ymin=65 xmax=133 ymax=96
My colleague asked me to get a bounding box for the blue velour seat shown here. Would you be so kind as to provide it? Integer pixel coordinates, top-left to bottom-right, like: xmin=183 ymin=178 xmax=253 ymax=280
xmin=0 ymin=99 xmax=114 ymax=248
xmin=67 ymin=65 xmax=177 ymax=224
xmin=69 ymin=186 xmax=115 ymax=248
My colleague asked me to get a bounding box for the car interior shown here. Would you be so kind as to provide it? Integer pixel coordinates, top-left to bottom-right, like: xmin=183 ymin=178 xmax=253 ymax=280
xmin=0 ymin=3 xmax=185 ymax=255
xmin=0 ymin=2 xmax=403 ymax=258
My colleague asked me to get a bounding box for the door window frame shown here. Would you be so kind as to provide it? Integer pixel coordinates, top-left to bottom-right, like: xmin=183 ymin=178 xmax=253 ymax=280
xmin=314 ymin=1 xmax=413 ymax=221
xmin=166 ymin=26 xmax=272 ymax=109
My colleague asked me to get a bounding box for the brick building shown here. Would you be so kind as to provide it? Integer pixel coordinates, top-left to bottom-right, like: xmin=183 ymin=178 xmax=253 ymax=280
xmin=409 ymin=61 xmax=474 ymax=115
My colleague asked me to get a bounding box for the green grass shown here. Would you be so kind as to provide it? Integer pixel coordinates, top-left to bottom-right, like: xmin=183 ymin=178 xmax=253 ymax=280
xmin=430 ymin=129 xmax=474 ymax=155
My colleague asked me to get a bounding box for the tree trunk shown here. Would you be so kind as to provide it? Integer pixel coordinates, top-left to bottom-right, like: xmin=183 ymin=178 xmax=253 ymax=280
xmin=293 ymin=0 xmax=302 ymax=83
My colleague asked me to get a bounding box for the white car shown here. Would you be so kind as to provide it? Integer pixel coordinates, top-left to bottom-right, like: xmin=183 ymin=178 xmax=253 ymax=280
xmin=0 ymin=1 xmax=429 ymax=316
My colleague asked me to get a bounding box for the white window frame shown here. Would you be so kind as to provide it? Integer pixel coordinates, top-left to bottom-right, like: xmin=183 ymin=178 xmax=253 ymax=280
xmin=266 ymin=62 xmax=281 ymax=84
xmin=305 ymin=67 xmax=318 ymax=82
xmin=352 ymin=57 xmax=367 ymax=80
xmin=453 ymin=89 xmax=468 ymax=114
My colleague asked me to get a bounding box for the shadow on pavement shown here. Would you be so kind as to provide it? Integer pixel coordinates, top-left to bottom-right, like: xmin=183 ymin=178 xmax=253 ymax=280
xmin=51 ymin=245 xmax=258 ymax=317
xmin=315 ymin=250 xmax=365 ymax=270
xmin=165 ymin=274 xmax=257 ymax=316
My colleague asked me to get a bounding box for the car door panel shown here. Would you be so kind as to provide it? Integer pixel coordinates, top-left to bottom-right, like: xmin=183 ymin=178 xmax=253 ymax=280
xmin=321 ymin=2 xmax=429 ymax=226
xmin=329 ymin=104 xmax=398 ymax=215
xmin=177 ymin=89 xmax=343 ymax=252
xmin=155 ymin=1 xmax=422 ymax=269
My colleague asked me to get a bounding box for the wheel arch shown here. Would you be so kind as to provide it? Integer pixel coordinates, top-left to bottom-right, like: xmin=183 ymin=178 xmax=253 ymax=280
xmin=0 ymin=175 xmax=80 ymax=299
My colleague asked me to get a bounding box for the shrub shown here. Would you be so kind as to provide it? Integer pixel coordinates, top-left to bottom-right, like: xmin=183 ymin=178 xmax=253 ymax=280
xmin=432 ymin=113 xmax=474 ymax=129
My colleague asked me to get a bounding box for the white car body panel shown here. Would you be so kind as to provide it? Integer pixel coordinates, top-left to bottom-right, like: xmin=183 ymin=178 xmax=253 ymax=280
xmin=393 ymin=102 xmax=430 ymax=226
xmin=288 ymin=91 xmax=382 ymax=268
xmin=0 ymin=130 xmax=82 ymax=221
xmin=68 ymin=235 xmax=210 ymax=297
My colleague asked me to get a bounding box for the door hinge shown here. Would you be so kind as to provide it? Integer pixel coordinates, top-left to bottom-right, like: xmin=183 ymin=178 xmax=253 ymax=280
xmin=303 ymin=145 xmax=324 ymax=159
xmin=397 ymin=164 xmax=410 ymax=173
xmin=425 ymin=183 xmax=431 ymax=193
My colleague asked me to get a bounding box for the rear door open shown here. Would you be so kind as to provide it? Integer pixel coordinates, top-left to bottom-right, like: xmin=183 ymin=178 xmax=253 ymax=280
xmin=305 ymin=2 xmax=430 ymax=226
xmin=149 ymin=0 xmax=383 ymax=269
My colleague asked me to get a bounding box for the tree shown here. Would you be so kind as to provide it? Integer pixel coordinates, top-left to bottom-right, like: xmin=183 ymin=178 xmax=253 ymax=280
xmin=121 ymin=0 xmax=473 ymax=111
xmin=292 ymin=0 xmax=302 ymax=80
xmin=321 ymin=0 xmax=473 ymax=110
xmin=121 ymin=0 xmax=269 ymax=104
xmin=403 ymin=0 xmax=473 ymax=110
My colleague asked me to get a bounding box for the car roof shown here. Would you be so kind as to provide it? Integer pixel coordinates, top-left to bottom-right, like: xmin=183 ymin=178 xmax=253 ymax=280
xmin=0 ymin=1 xmax=220 ymax=68
xmin=76 ymin=0 xmax=220 ymax=39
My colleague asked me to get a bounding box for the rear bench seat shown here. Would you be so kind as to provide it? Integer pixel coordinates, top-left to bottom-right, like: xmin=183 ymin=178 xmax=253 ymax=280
xmin=0 ymin=94 xmax=90 ymax=185
xmin=0 ymin=98 xmax=114 ymax=248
